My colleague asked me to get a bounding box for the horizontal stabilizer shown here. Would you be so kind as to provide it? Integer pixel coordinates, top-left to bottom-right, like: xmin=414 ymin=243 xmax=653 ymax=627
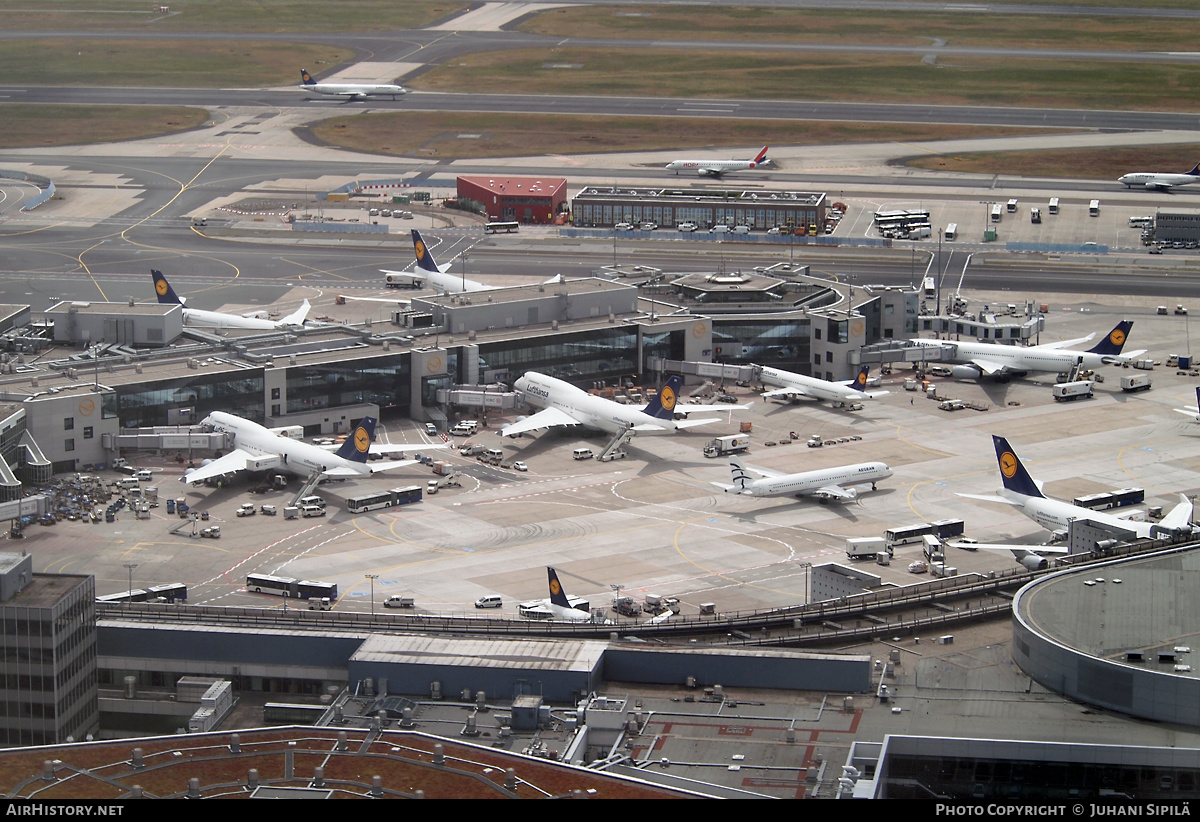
xmin=958 ymin=492 xmax=1023 ymax=506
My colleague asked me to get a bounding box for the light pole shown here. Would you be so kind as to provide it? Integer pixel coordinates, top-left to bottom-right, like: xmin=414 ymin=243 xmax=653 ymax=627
xmin=123 ymin=563 xmax=137 ymax=610
xmin=366 ymin=573 xmax=379 ymax=620
xmin=936 ymin=228 xmax=944 ymax=316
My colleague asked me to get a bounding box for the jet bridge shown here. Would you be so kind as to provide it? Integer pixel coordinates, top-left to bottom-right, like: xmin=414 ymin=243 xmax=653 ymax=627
xmin=647 ymin=358 xmax=756 ymax=384
xmin=856 ymin=340 xmax=957 ymax=367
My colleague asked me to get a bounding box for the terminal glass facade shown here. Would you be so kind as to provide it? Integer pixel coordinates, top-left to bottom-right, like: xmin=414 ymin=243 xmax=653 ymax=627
xmin=286 ymin=358 xmax=411 ymax=419
xmin=481 ymin=327 xmax=639 ymax=384
xmin=712 ymin=318 xmax=811 ymax=373
xmin=118 ymin=374 xmax=265 ymax=428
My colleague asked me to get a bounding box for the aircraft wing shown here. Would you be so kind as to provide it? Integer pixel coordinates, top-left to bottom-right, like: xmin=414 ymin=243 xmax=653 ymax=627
xmin=1159 ymin=494 xmax=1196 ymax=533
xmin=1033 ymin=333 xmax=1096 ymax=350
xmin=805 ymin=484 xmax=858 ymax=501
xmin=962 ymin=542 xmax=1071 ymax=555
xmin=676 ymin=400 xmax=748 ymax=412
xmin=279 ymin=300 xmax=311 ymax=327
xmin=762 ymin=387 xmax=815 ymax=401
xmin=866 ymin=390 xmax=891 ymax=399
xmin=500 ymin=407 xmax=582 ymax=437
xmin=316 ymin=442 xmax=449 ymax=458
xmin=182 ymin=449 xmax=262 ymax=485
xmin=653 ymin=417 xmax=719 ymax=431
xmin=958 ymin=492 xmax=1024 ymax=506
xmin=967 ymin=358 xmax=1008 ymax=377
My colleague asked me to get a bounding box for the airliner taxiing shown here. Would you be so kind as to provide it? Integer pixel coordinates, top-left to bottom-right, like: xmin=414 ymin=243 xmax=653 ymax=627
xmin=152 ymin=270 xmax=310 ymax=331
xmin=954 ymin=435 xmax=1195 ymax=569
xmin=714 ymin=456 xmax=892 ymax=502
xmin=300 ymin=68 xmax=406 ymax=100
xmin=1118 ymin=162 xmax=1200 ymax=191
xmin=665 ymin=146 xmax=769 ymax=177
xmin=381 ymin=230 xmax=563 ymax=294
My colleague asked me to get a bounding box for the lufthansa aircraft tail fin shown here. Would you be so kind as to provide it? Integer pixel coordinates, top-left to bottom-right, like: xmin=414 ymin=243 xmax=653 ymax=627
xmin=300 ymin=68 xmax=317 ymax=87
xmin=1085 ymin=321 xmax=1134 ymax=356
xmin=411 ymin=229 xmax=449 ymax=275
xmin=334 ymin=416 xmax=377 ymax=463
xmin=992 ymin=435 xmax=1044 ymax=499
xmin=151 ymin=269 xmax=184 ymax=305
xmin=643 ymin=375 xmax=684 ymax=420
xmin=547 ymin=567 xmax=573 ymax=609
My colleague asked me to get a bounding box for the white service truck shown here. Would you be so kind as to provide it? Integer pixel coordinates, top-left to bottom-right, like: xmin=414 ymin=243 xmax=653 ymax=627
xmin=703 ymin=434 xmax=750 ymax=458
xmin=846 ymin=537 xmax=888 ymax=561
xmin=1120 ymin=374 xmax=1152 ymax=392
xmin=1053 ymin=380 xmax=1094 ymax=402
xmin=385 ymin=272 xmax=425 ymax=288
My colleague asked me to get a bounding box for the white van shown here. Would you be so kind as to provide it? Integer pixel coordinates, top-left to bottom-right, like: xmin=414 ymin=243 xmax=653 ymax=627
xmin=572 ymin=448 xmax=594 ymax=460
xmin=475 ymin=595 xmax=502 ymax=609
xmin=300 ymin=504 xmax=326 ymax=518
xmin=135 ymin=469 xmax=153 ymax=482
xmin=298 ymin=495 xmax=325 ymax=510
xmin=732 ymin=225 xmax=751 ymax=234
xmin=709 ymin=225 xmax=731 ymax=234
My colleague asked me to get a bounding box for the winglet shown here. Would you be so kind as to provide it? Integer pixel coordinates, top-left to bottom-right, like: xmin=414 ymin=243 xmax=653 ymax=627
xmin=1085 ymin=321 xmax=1134 ymax=356
xmin=643 ymin=375 xmax=683 ymax=420
xmin=151 ymin=269 xmax=183 ymax=305
xmin=334 ymin=417 xmax=376 ymax=463
xmin=411 ymin=229 xmax=443 ymax=274
xmin=992 ymin=435 xmax=1044 ymax=499
xmin=547 ymin=567 xmax=572 ymax=609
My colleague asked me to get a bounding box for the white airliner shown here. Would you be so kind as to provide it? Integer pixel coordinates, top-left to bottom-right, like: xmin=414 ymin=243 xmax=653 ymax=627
xmin=152 ymin=270 xmax=310 ymax=331
xmin=381 ymin=230 xmax=563 ymax=294
xmin=954 ymin=435 xmax=1195 ymax=569
xmin=1118 ymin=162 xmax=1200 ymax=191
xmin=183 ymin=412 xmax=425 ymax=486
xmin=300 ymin=68 xmax=406 ymax=100
xmin=714 ymin=456 xmax=892 ymax=502
xmin=913 ymin=320 xmax=1144 ymax=382
xmin=665 ymin=146 xmax=769 ymax=177
xmin=758 ymin=364 xmax=888 ymax=407
xmin=500 ymin=373 xmax=724 ymax=438
xmin=1175 ymin=387 xmax=1200 ymax=422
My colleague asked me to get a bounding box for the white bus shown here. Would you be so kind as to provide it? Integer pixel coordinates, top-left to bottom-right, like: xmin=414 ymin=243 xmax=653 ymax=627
xmin=1048 ymin=197 xmax=1060 ymax=215
xmin=1089 ymin=199 xmax=1100 ymax=216
xmin=485 ymin=220 xmax=520 ymax=234
xmin=990 ymin=203 xmax=1003 ymax=222
xmin=922 ymin=276 xmax=937 ymax=299
xmin=885 ymin=522 xmax=936 ymax=548
xmin=944 ymin=223 xmax=957 ymax=241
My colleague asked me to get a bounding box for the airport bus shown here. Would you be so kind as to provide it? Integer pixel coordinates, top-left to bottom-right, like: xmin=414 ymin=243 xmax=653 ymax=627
xmin=923 ymin=276 xmax=937 ymax=299
xmin=245 ymin=573 xmax=337 ymax=600
xmin=885 ymin=522 xmax=936 ymax=548
xmin=97 ymin=583 xmax=187 ymax=604
xmin=929 ymin=518 xmax=966 ymax=539
xmin=1048 ymin=197 xmax=1060 ymax=215
xmin=347 ymin=490 xmax=398 ymax=513
xmin=1089 ymin=199 xmax=1101 ymax=216
xmin=990 ymin=203 xmax=1003 ymax=222
xmin=485 ymin=220 xmax=520 ymax=234
xmin=944 ymin=223 xmax=957 ymax=241
xmin=873 ymin=209 xmax=929 ymax=225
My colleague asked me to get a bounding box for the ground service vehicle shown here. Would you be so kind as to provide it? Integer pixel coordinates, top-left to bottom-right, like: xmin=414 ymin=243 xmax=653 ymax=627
xmin=1048 ymin=198 xmax=1060 ymax=215
xmin=384 ymin=595 xmax=414 ymax=608
xmin=703 ymin=435 xmax=750 ymax=458
xmin=944 ymin=223 xmax=957 ymax=240
xmin=1053 ymin=380 xmax=1095 ymax=402
xmin=1120 ymin=374 xmax=1152 ymax=392
xmin=1030 ymin=207 xmax=1041 ymax=224
xmin=1089 ymin=199 xmax=1101 ymax=216
xmin=1007 ymin=199 xmax=1018 ymax=212
xmin=386 ymin=272 xmax=424 ymax=288
xmin=990 ymin=204 xmax=1003 ymax=222
xmin=573 ymin=448 xmax=594 ymax=460
xmin=846 ymin=537 xmax=888 ymax=560
xmin=246 ymin=574 xmax=337 ymax=600
xmin=485 ymin=221 xmax=519 ymax=234
xmin=475 ymin=595 xmax=502 ymax=609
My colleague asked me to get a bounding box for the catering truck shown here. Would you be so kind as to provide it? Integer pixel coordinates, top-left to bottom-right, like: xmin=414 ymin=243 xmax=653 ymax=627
xmin=703 ymin=435 xmax=750 ymax=458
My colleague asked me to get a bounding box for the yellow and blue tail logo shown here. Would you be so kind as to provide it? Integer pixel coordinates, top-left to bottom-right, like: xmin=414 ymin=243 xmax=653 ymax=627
xmin=150 ymin=269 xmax=182 ymax=305
xmin=412 ymin=230 xmax=441 ymax=273
xmin=992 ymin=435 xmax=1043 ymax=498
xmin=335 ymin=417 xmax=377 ymax=463
xmin=547 ymin=567 xmax=572 ymax=608
xmin=300 ymin=69 xmax=316 ymax=86
xmin=643 ymin=375 xmax=683 ymax=419
xmin=852 ymin=366 xmax=870 ymax=390
xmin=1086 ymin=321 xmax=1133 ymax=356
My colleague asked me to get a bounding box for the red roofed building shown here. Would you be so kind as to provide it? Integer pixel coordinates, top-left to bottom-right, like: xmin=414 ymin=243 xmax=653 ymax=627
xmin=457 ymin=175 xmax=567 ymax=225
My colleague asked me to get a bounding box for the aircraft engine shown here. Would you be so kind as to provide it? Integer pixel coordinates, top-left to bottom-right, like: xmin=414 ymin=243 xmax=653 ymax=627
xmin=1018 ymin=553 xmax=1048 ymax=571
xmin=951 ymin=364 xmax=983 ymax=380
xmin=843 ymin=487 xmax=859 ymax=500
